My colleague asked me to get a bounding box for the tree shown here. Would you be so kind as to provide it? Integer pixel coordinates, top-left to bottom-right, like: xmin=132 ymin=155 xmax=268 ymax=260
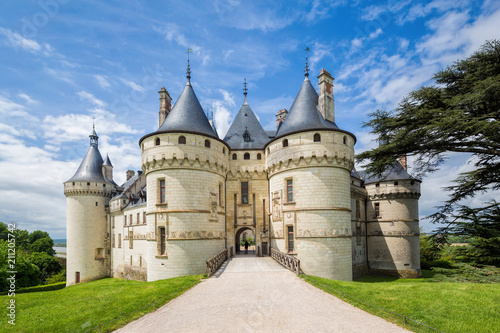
xmin=29 ymin=252 xmax=63 ymax=282
xmin=357 ymin=40 xmax=500 ymax=259
xmin=28 ymin=230 xmax=51 ymax=245
xmin=29 ymin=237 xmax=56 ymax=256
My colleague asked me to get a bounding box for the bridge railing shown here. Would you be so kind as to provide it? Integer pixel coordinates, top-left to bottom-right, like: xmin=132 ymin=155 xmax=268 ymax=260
xmin=206 ymin=249 xmax=228 ymax=277
xmin=270 ymin=248 xmax=301 ymax=275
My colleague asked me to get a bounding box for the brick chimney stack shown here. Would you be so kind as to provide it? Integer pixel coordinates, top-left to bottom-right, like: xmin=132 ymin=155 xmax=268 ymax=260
xmin=276 ymin=108 xmax=288 ymax=130
xmin=159 ymin=87 xmax=172 ymax=127
xmin=126 ymin=170 xmax=135 ymax=181
xmin=398 ymin=155 xmax=408 ymax=170
xmin=318 ymin=69 xmax=335 ymax=123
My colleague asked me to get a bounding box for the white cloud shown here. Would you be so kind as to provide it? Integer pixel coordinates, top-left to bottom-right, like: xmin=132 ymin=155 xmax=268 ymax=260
xmin=0 ymin=27 xmax=54 ymax=55
xmin=17 ymin=93 xmax=37 ymax=104
xmin=94 ymin=74 xmax=111 ymax=89
xmin=121 ymin=79 xmax=145 ymax=93
xmin=77 ymin=91 xmax=106 ymax=108
xmin=369 ymin=28 xmax=383 ymax=39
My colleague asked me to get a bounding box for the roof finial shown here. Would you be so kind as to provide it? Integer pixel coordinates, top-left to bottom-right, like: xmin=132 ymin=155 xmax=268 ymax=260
xmin=186 ymin=48 xmax=192 ymax=83
xmin=243 ymin=78 xmax=248 ymax=104
xmin=305 ymin=46 xmax=310 ymax=78
xmin=89 ymin=116 xmax=99 ymax=148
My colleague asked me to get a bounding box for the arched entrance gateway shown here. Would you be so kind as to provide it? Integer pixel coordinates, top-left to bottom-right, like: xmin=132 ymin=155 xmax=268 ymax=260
xmin=235 ymin=227 xmax=255 ymax=254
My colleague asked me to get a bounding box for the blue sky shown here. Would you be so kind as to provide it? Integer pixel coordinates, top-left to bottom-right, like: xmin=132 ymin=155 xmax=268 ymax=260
xmin=1 ymin=0 xmax=499 ymax=238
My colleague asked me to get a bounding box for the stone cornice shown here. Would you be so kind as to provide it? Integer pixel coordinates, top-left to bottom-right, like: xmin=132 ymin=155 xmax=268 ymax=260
xmin=142 ymin=155 xmax=227 ymax=176
xmin=64 ymin=189 xmax=113 ymax=198
xmin=267 ymin=154 xmax=354 ymax=176
xmin=369 ymin=191 xmax=421 ymax=200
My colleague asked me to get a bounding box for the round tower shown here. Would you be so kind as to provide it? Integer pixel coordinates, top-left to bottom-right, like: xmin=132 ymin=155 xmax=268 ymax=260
xmin=139 ymin=68 xmax=229 ymax=281
xmin=64 ymin=128 xmax=114 ymax=286
xmin=265 ymin=69 xmax=356 ymax=281
xmin=363 ymin=162 xmax=422 ymax=278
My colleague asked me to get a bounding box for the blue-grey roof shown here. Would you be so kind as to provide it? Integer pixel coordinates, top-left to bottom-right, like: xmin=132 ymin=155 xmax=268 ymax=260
xmin=223 ymin=98 xmax=270 ymax=149
xmin=275 ymin=77 xmax=339 ymax=138
xmin=359 ymin=162 xmax=418 ymax=184
xmin=265 ymin=130 xmax=276 ymax=138
xmin=103 ymin=154 xmax=113 ymax=167
xmin=66 ymin=146 xmax=108 ymax=183
xmin=141 ymin=81 xmax=218 ymax=142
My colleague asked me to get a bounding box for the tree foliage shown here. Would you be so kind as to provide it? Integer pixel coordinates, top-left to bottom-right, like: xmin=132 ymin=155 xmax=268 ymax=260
xmin=30 ymin=237 xmax=56 ymax=256
xmin=357 ymin=40 xmax=500 ymax=262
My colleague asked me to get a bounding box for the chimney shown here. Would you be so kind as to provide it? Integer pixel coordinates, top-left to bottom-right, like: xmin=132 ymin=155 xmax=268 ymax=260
xmin=159 ymin=87 xmax=172 ymax=127
xmin=126 ymin=170 xmax=135 ymax=181
xmin=276 ymin=108 xmax=288 ymax=130
xmin=398 ymin=155 xmax=407 ymax=170
xmin=318 ymin=69 xmax=335 ymax=123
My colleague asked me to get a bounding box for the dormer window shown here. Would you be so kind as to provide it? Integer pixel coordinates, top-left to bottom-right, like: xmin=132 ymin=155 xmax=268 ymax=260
xmin=178 ymin=136 xmax=186 ymax=144
xmin=313 ymin=133 xmax=321 ymax=142
xmin=244 ymin=153 xmax=250 ymax=160
xmin=243 ymin=129 xmax=251 ymax=142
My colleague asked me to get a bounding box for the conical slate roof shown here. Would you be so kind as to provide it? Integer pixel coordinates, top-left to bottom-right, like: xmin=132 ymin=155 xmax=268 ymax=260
xmin=155 ymin=81 xmax=218 ymax=139
xmin=275 ymin=77 xmax=338 ymax=138
xmin=66 ymin=146 xmax=108 ymax=183
xmin=103 ymin=154 xmax=113 ymax=167
xmin=359 ymin=162 xmax=419 ymax=184
xmin=224 ymin=98 xmax=269 ymax=149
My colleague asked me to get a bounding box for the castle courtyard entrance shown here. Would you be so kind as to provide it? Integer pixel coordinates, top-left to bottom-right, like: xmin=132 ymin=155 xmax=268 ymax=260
xmin=235 ymin=227 xmax=255 ymax=254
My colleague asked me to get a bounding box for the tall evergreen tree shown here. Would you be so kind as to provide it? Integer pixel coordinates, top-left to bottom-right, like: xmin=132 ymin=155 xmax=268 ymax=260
xmin=357 ymin=40 xmax=500 ymax=260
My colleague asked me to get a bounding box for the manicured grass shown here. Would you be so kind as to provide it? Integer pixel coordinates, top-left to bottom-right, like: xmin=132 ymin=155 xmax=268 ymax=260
xmin=1 ymin=275 xmax=203 ymax=332
xmin=303 ymin=273 xmax=500 ymax=333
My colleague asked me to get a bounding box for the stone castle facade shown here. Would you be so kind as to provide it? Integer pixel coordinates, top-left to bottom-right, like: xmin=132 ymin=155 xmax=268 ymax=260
xmin=64 ymin=67 xmax=421 ymax=286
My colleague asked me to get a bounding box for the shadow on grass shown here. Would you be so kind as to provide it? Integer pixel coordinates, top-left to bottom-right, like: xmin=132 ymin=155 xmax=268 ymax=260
xmin=353 ymin=270 xmax=436 ymax=283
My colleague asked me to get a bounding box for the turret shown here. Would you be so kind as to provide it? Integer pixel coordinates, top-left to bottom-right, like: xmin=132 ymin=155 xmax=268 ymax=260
xmin=158 ymin=87 xmax=172 ymax=127
xmin=102 ymin=154 xmax=114 ymax=182
xmin=64 ymin=126 xmax=114 ymax=286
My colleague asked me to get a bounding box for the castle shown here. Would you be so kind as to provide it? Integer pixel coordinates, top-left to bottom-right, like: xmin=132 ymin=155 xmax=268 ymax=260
xmin=64 ymin=64 xmax=422 ymax=286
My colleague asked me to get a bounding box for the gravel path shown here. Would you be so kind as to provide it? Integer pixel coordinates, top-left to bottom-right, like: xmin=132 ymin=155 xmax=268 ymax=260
xmin=116 ymin=255 xmax=409 ymax=333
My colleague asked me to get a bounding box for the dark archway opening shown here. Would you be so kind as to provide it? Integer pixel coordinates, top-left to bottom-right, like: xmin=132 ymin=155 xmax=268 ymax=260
xmin=235 ymin=227 xmax=255 ymax=255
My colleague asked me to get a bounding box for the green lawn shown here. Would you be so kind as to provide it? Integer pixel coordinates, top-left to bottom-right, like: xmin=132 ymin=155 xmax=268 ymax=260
xmin=0 ymin=275 xmax=202 ymax=332
xmin=304 ymin=272 xmax=500 ymax=333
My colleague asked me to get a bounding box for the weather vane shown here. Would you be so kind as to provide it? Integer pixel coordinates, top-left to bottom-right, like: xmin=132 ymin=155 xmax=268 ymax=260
xmin=243 ymin=78 xmax=248 ymax=96
xmin=305 ymin=46 xmax=310 ymax=77
xmin=92 ymin=115 xmax=95 ymax=130
xmin=186 ymin=48 xmax=192 ymax=81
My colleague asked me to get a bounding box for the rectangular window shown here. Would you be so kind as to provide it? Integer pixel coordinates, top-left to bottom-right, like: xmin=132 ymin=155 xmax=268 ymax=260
xmin=112 ymin=234 xmax=115 ymax=248
xmin=130 ymin=214 xmax=133 ymax=225
xmin=159 ymin=179 xmax=166 ymax=203
xmin=374 ymin=203 xmax=380 ymax=218
xmin=160 ymin=227 xmax=166 ymax=255
xmin=129 ymin=230 xmax=133 ymax=249
xmin=118 ymin=234 xmax=122 ymax=248
xmin=287 ymin=226 xmax=294 ymax=253
xmin=124 ymin=216 xmax=127 ymax=225
xmin=356 ymin=200 xmax=361 ymax=220
xmin=241 ymin=182 xmax=248 ymax=204
xmin=137 ymin=213 xmax=140 ymax=224
xmin=219 ymin=184 xmax=223 ymax=206
xmin=287 ymin=179 xmax=293 ymax=202
xmin=112 ymin=217 xmax=115 ymax=229
xmin=143 ymin=212 xmax=146 ymax=224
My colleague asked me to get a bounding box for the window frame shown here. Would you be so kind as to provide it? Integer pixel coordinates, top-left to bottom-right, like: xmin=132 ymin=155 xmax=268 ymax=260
xmin=241 ymin=182 xmax=249 ymax=204
xmin=313 ymin=133 xmax=321 ymax=142
xmin=178 ymin=136 xmax=186 ymax=144
xmin=244 ymin=152 xmax=250 ymax=160
xmin=159 ymin=179 xmax=166 ymax=203
xmin=287 ymin=225 xmax=294 ymax=253
xmin=286 ymin=178 xmax=293 ymax=203
xmin=374 ymin=202 xmax=380 ymax=218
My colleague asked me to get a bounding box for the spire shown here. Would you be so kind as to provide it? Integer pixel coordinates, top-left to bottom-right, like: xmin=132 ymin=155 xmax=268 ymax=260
xmin=304 ymin=46 xmax=310 ymax=78
xmin=243 ymin=78 xmax=248 ymax=104
xmin=186 ymin=48 xmax=192 ymax=84
xmin=89 ymin=117 xmax=98 ymax=148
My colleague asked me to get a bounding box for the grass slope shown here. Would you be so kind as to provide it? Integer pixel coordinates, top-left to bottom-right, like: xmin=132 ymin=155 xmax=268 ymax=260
xmin=1 ymin=275 xmax=202 ymax=332
xmin=304 ymin=273 xmax=500 ymax=333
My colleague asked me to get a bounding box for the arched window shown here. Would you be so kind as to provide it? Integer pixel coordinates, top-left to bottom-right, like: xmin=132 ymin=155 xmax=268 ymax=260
xmin=223 ymin=147 xmax=226 ymax=154
xmin=178 ymin=136 xmax=186 ymax=144
xmin=155 ymin=138 xmax=160 ymax=146
xmin=257 ymin=153 xmax=262 ymax=160
xmin=283 ymin=139 xmax=288 ymax=148
xmin=244 ymin=153 xmax=250 ymax=160
xmin=313 ymin=133 xmax=321 ymax=142
xmin=232 ymin=153 xmax=237 ymax=160
xmin=394 ymin=181 xmax=399 ymax=186
xmin=411 ymin=180 xmax=415 ymax=185
xmin=343 ymin=136 xmax=347 ymax=145
xmin=375 ymin=183 xmax=380 ymax=188
xmin=205 ymin=139 xmax=211 ymax=148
